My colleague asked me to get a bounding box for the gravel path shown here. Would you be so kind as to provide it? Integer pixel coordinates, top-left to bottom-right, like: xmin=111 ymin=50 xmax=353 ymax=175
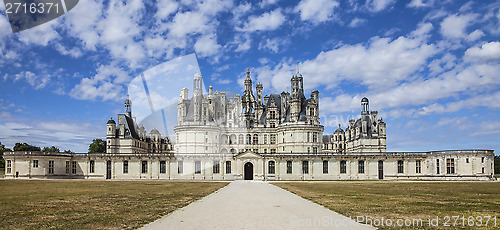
xmin=141 ymin=180 xmax=375 ymax=230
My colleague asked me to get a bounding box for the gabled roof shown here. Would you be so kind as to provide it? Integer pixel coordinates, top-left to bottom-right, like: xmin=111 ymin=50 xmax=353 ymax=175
xmin=235 ymin=151 xmax=263 ymax=159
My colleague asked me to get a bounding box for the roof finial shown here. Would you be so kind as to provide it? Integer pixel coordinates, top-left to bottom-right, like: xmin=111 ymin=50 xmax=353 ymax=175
xmin=296 ymin=62 xmax=300 ymax=73
xmin=339 ymin=124 xmax=341 ymax=128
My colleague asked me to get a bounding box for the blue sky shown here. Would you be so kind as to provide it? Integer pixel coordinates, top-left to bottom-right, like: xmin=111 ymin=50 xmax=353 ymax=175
xmin=0 ymin=0 xmax=499 ymax=153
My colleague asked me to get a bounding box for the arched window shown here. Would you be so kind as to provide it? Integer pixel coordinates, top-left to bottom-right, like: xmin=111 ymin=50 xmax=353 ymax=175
xmin=340 ymin=160 xmax=346 ymax=174
xmin=246 ymin=134 xmax=252 ymax=144
xmin=253 ymin=134 xmax=258 ymax=145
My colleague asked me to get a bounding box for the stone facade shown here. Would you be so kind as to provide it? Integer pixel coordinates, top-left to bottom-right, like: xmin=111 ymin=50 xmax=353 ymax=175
xmin=2 ymin=69 xmax=496 ymax=181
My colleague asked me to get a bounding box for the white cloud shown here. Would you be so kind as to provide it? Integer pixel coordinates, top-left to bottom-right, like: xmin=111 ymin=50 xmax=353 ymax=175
xmin=155 ymin=0 xmax=179 ymax=20
xmin=70 ymin=63 xmax=130 ymax=101
xmin=407 ymin=0 xmax=435 ymax=8
xmin=233 ymin=34 xmax=252 ymax=52
xmin=194 ymin=33 xmax=221 ymax=57
xmin=295 ymin=0 xmax=339 ymax=24
xmin=440 ymin=14 xmax=477 ymax=39
xmin=17 ymin=22 xmax=60 ymax=46
xmin=348 ymin=17 xmax=366 ymax=27
xmin=9 ymin=71 xmax=52 ymax=89
xmin=238 ymin=9 xmax=285 ymax=32
xmin=366 ymin=0 xmax=395 ymax=12
xmin=258 ymin=38 xmax=289 ymax=53
xmin=464 ymin=41 xmax=500 ymax=63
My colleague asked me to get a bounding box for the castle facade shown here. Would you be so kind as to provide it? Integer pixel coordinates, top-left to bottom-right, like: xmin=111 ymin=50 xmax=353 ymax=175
xmin=3 ymin=69 xmax=495 ymax=181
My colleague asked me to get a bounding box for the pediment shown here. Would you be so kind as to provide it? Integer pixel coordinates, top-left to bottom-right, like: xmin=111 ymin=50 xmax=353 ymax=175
xmin=235 ymin=151 xmax=263 ymax=159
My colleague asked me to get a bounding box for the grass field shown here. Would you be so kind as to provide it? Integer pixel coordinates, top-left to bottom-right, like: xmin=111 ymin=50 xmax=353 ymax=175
xmin=274 ymin=182 xmax=500 ymax=229
xmin=0 ymin=180 xmax=227 ymax=229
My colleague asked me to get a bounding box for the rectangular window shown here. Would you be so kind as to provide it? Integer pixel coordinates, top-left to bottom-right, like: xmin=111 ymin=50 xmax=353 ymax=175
xmin=6 ymin=160 xmax=12 ymax=174
xmin=397 ymin=160 xmax=404 ymax=174
xmin=65 ymin=161 xmax=70 ymax=174
xmin=312 ymin=133 xmax=318 ymax=142
xmin=160 ymin=161 xmax=166 ymax=174
xmin=307 ymin=132 xmax=310 ymax=142
xmin=358 ymin=160 xmax=365 ymax=174
xmin=313 ymin=147 xmax=317 ymax=154
xmin=90 ymin=160 xmax=95 ymax=173
xmin=225 ymin=161 xmax=231 ymax=174
xmin=466 ymin=158 xmax=469 ymax=163
xmin=263 ymin=134 xmax=267 ymax=144
xmin=302 ymin=161 xmax=309 ymax=174
xmin=141 ymin=161 xmax=148 ymax=174
xmin=178 ymin=161 xmax=183 ymax=174
xmin=436 ymin=159 xmax=440 ymax=174
xmin=416 ymin=160 xmax=421 ymax=174
xmin=446 ymin=158 xmax=455 ymax=174
xmin=340 ymin=160 xmax=346 ymax=174
xmin=270 ymin=149 xmax=276 ymax=154
xmin=323 ymin=160 xmax=328 ymax=174
xmin=481 ymin=157 xmax=485 ymax=163
xmin=49 ymin=160 xmax=54 ymax=174
xmin=195 ymin=161 xmax=201 ymax=174
xmin=213 ymin=161 xmax=220 ymax=174
xmin=33 ymin=160 xmax=38 ymax=168
xmin=268 ymin=161 xmax=275 ymax=174
xmin=270 ymin=134 xmax=276 ymax=144
xmin=286 ymin=161 xmax=292 ymax=174
xmin=72 ymin=161 xmax=77 ymax=174
xmin=123 ymin=161 xmax=129 ymax=174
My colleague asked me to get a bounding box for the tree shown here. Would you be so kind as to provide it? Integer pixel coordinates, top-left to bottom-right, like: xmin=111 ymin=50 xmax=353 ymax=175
xmin=0 ymin=142 xmax=12 ymax=170
xmin=42 ymin=146 xmax=60 ymax=153
xmin=88 ymin=139 xmax=106 ymax=153
xmin=13 ymin=143 xmax=41 ymax=151
xmin=64 ymin=149 xmax=74 ymax=153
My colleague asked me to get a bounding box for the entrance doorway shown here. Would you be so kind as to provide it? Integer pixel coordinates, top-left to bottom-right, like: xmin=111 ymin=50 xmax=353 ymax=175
xmin=244 ymin=162 xmax=253 ymax=180
xmin=106 ymin=160 xmax=112 ymax=179
xmin=378 ymin=160 xmax=383 ymax=180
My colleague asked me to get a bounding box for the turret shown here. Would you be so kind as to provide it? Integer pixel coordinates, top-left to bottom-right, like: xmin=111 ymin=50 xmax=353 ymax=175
xmin=107 ymin=118 xmax=116 ymax=138
xmin=361 ymin=97 xmax=369 ymax=115
xmin=125 ymin=96 xmax=132 ymax=117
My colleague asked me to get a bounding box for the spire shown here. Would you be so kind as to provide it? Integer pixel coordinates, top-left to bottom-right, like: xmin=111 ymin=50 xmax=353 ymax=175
xmin=244 ymin=68 xmax=252 ymax=92
xmin=296 ymin=62 xmax=300 ymax=74
xmin=125 ymin=95 xmax=132 ymax=117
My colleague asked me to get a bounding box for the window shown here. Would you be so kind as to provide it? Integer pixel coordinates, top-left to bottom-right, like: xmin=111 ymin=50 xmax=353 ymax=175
xmin=33 ymin=160 xmax=38 ymax=168
xmin=397 ymin=160 xmax=404 ymax=174
xmin=253 ymin=134 xmax=258 ymax=144
xmin=160 ymin=161 xmax=166 ymax=174
xmin=49 ymin=160 xmax=54 ymax=174
xmin=312 ymin=133 xmax=318 ymax=142
xmin=358 ymin=160 xmax=365 ymax=174
xmin=263 ymin=134 xmax=267 ymax=144
xmin=70 ymin=161 xmax=77 ymax=174
xmin=286 ymin=161 xmax=292 ymax=174
xmin=123 ymin=161 xmax=129 ymax=174
xmin=482 ymin=167 xmax=485 ymax=174
xmin=466 ymin=158 xmax=469 ymax=163
xmin=482 ymin=157 xmax=485 ymax=163
xmin=270 ymin=134 xmax=276 ymax=144
xmin=323 ymin=160 xmax=328 ymax=174
xmin=416 ymin=160 xmax=421 ymax=174
xmin=340 ymin=160 xmax=346 ymax=174
xmin=226 ymin=161 xmax=231 ymax=174
xmin=307 ymin=132 xmax=310 ymax=142
xmin=269 ymin=110 xmax=276 ymax=119
xmin=302 ymin=161 xmax=309 ymax=174
xmin=178 ymin=161 xmax=183 ymax=174
xmin=6 ymin=160 xmax=12 ymax=174
xmin=238 ymin=134 xmax=244 ymax=144
xmin=141 ymin=161 xmax=148 ymax=173
xmin=268 ymin=161 xmax=275 ymax=174
xmin=270 ymin=149 xmax=276 ymax=154
xmin=246 ymin=134 xmax=251 ymax=144
xmin=65 ymin=161 xmax=70 ymax=174
xmin=446 ymin=158 xmax=455 ymax=174
xmin=90 ymin=160 xmax=95 ymax=173
xmin=436 ymin=159 xmax=440 ymax=174
xmin=213 ymin=161 xmax=220 ymax=174
xmin=313 ymin=147 xmax=317 ymax=154
xmin=195 ymin=161 xmax=201 ymax=174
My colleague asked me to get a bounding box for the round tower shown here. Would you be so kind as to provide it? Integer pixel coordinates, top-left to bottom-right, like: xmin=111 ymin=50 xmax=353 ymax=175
xmin=125 ymin=96 xmax=132 ymax=117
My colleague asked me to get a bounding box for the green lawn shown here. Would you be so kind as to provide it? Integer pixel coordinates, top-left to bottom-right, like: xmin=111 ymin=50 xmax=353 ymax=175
xmin=274 ymin=182 xmax=500 ymax=229
xmin=0 ymin=180 xmax=227 ymax=229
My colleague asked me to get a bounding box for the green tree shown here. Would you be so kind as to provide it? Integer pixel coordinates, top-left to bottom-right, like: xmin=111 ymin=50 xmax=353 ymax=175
xmin=42 ymin=146 xmax=60 ymax=153
xmin=13 ymin=143 xmax=41 ymax=151
xmin=88 ymin=139 xmax=106 ymax=153
xmin=0 ymin=142 xmax=12 ymax=170
xmin=64 ymin=149 xmax=74 ymax=153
